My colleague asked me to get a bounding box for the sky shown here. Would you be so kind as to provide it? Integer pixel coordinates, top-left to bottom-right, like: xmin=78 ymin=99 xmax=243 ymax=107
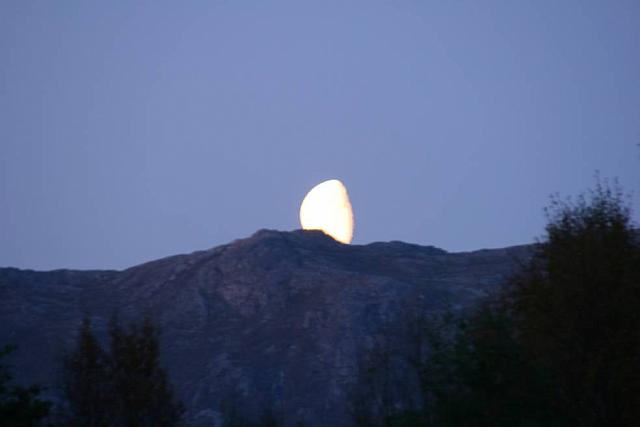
xmin=1 ymin=1 xmax=639 ymax=270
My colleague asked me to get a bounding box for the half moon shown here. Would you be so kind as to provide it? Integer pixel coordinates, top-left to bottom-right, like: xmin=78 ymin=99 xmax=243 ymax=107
xmin=299 ymin=179 xmax=354 ymax=244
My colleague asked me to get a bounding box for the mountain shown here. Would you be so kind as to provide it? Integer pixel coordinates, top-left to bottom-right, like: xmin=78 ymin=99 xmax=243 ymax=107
xmin=0 ymin=229 xmax=532 ymax=426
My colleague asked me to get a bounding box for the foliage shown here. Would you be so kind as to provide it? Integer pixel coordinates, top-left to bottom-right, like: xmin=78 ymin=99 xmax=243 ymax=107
xmin=63 ymin=319 xmax=111 ymax=426
xmin=352 ymin=179 xmax=639 ymax=427
xmin=416 ymin=307 xmax=563 ymax=427
xmin=63 ymin=317 xmax=184 ymax=427
xmin=510 ymin=180 xmax=640 ymax=426
xmin=0 ymin=345 xmax=51 ymax=427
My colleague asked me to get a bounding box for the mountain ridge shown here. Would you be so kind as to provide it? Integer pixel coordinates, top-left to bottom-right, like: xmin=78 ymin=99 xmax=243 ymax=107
xmin=1 ymin=228 xmax=533 ymax=273
xmin=0 ymin=229 xmax=533 ymax=426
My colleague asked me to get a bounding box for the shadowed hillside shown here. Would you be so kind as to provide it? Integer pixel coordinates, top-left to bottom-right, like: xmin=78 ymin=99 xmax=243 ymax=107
xmin=0 ymin=230 xmax=531 ymax=426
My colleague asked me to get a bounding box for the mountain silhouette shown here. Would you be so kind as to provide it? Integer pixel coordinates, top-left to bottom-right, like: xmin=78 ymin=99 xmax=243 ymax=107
xmin=0 ymin=229 xmax=532 ymax=426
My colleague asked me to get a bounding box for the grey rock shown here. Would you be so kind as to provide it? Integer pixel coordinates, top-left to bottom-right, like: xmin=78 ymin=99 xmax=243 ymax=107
xmin=0 ymin=229 xmax=532 ymax=426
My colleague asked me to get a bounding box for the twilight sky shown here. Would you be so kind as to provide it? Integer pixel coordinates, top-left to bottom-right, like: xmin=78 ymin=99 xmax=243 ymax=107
xmin=1 ymin=1 xmax=639 ymax=270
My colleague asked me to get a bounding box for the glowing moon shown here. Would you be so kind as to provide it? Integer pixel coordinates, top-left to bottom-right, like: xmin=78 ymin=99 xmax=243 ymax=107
xmin=299 ymin=179 xmax=354 ymax=244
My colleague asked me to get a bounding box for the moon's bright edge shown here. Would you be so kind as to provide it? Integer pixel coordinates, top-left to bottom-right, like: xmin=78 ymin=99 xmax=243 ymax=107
xmin=299 ymin=179 xmax=354 ymax=244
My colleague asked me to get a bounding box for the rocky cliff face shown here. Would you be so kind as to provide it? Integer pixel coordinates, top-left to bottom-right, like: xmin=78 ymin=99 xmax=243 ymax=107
xmin=0 ymin=229 xmax=532 ymax=426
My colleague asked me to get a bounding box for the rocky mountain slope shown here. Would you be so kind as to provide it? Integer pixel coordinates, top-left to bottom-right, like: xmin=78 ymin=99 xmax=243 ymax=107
xmin=0 ymin=229 xmax=532 ymax=426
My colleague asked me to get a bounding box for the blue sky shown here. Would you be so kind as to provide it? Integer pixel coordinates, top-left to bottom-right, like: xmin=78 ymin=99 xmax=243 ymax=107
xmin=1 ymin=1 xmax=639 ymax=270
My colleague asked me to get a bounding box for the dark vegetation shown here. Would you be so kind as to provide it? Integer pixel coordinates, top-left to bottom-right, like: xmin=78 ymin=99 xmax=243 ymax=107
xmin=0 ymin=345 xmax=51 ymax=427
xmin=62 ymin=317 xmax=184 ymax=427
xmin=1 ymin=180 xmax=638 ymax=426
xmin=350 ymin=181 xmax=640 ymax=426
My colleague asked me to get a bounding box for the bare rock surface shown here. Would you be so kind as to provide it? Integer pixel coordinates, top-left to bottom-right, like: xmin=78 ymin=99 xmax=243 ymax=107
xmin=0 ymin=229 xmax=532 ymax=426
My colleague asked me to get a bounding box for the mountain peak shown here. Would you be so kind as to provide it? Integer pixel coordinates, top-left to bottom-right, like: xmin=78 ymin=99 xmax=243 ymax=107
xmin=246 ymin=228 xmax=343 ymax=247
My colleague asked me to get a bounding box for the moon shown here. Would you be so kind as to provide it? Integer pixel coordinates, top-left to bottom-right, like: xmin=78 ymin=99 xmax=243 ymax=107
xmin=299 ymin=179 xmax=354 ymax=244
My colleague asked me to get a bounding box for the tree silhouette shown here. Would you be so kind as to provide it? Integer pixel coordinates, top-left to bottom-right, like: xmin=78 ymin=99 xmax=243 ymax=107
xmin=355 ymin=179 xmax=639 ymax=427
xmin=0 ymin=345 xmax=51 ymax=427
xmin=64 ymin=317 xmax=184 ymax=427
xmin=63 ymin=318 xmax=111 ymax=426
xmin=510 ymin=180 xmax=640 ymax=426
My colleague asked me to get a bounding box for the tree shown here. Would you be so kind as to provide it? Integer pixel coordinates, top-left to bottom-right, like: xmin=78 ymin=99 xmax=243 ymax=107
xmin=63 ymin=318 xmax=111 ymax=426
xmin=510 ymin=180 xmax=640 ymax=426
xmin=361 ymin=179 xmax=639 ymax=427
xmin=0 ymin=345 xmax=51 ymax=427
xmin=421 ymin=180 xmax=640 ymax=426
xmin=64 ymin=317 xmax=184 ymax=427
xmin=108 ymin=318 xmax=184 ymax=427
xmin=415 ymin=307 xmax=563 ymax=427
